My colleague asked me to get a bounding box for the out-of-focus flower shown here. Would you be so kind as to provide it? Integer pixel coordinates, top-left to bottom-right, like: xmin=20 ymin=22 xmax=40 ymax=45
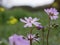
xmin=36 ymin=25 xmax=44 ymax=30
xmin=44 ymin=8 xmax=59 ymax=20
xmin=27 ymin=34 xmax=40 ymax=42
xmin=9 ymin=34 xmax=30 ymax=45
xmin=7 ymin=16 xmax=18 ymax=24
xmin=20 ymin=17 xmax=40 ymax=27
xmin=0 ymin=7 xmax=5 ymax=12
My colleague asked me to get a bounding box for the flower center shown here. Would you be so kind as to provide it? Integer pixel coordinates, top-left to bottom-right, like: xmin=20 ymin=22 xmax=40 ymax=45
xmin=29 ymin=19 xmax=32 ymax=23
xmin=49 ymin=13 xmax=54 ymax=16
xmin=29 ymin=20 xmax=31 ymax=23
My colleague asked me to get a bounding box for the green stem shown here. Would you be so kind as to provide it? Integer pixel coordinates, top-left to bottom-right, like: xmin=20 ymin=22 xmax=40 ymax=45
xmin=1 ymin=12 xmax=5 ymax=24
xmin=47 ymin=29 xmax=50 ymax=45
xmin=47 ymin=17 xmax=51 ymax=45
xmin=30 ymin=28 xmax=33 ymax=45
xmin=42 ymin=28 xmax=44 ymax=45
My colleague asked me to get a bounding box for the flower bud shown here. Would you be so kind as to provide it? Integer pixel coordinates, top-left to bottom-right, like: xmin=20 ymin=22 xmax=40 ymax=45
xmin=36 ymin=25 xmax=44 ymax=30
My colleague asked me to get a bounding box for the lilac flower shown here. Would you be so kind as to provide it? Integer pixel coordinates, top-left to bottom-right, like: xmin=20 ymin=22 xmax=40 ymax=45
xmin=20 ymin=17 xmax=40 ymax=27
xmin=44 ymin=8 xmax=59 ymax=20
xmin=27 ymin=34 xmax=40 ymax=42
xmin=36 ymin=25 xmax=44 ymax=30
xmin=9 ymin=34 xmax=30 ymax=45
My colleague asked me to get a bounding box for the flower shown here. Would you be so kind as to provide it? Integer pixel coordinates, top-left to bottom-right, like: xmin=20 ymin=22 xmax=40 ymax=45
xmin=7 ymin=16 xmax=18 ymax=24
xmin=36 ymin=25 xmax=44 ymax=30
xmin=0 ymin=7 xmax=5 ymax=12
xmin=44 ymin=8 xmax=59 ymax=20
xmin=20 ymin=17 xmax=40 ymax=27
xmin=27 ymin=34 xmax=40 ymax=42
xmin=9 ymin=34 xmax=30 ymax=45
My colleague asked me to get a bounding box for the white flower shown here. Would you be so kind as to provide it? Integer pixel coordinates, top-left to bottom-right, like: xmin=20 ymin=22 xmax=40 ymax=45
xmin=20 ymin=17 xmax=40 ymax=27
xmin=27 ymin=34 xmax=40 ymax=42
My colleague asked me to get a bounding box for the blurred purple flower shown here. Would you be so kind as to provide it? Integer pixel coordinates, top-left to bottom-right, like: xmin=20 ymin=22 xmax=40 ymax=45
xmin=36 ymin=25 xmax=44 ymax=30
xmin=20 ymin=17 xmax=40 ymax=27
xmin=44 ymin=8 xmax=59 ymax=20
xmin=9 ymin=34 xmax=30 ymax=45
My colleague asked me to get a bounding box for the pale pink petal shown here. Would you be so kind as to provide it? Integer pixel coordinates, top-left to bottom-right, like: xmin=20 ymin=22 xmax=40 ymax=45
xmin=54 ymin=12 xmax=59 ymax=15
xmin=33 ymin=22 xmax=41 ymax=26
xmin=20 ymin=19 xmax=27 ymax=23
xmin=44 ymin=9 xmax=50 ymax=15
xmin=9 ymin=36 xmax=14 ymax=45
xmin=50 ymin=16 xmax=58 ymax=20
xmin=32 ymin=18 xmax=39 ymax=22
xmin=28 ymin=23 xmax=32 ymax=27
xmin=33 ymin=38 xmax=40 ymax=42
xmin=24 ymin=24 xmax=29 ymax=27
xmin=34 ymin=38 xmax=40 ymax=41
xmin=28 ymin=17 xmax=32 ymax=20
xmin=25 ymin=17 xmax=29 ymax=22
xmin=27 ymin=34 xmax=35 ymax=39
xmin=53 ymin=16 xmax=58 ymax=20
xmin=24 ymin=23 xmax=32 ymax=27
xmin=50 ymin=16 xmax=54 ymax=20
